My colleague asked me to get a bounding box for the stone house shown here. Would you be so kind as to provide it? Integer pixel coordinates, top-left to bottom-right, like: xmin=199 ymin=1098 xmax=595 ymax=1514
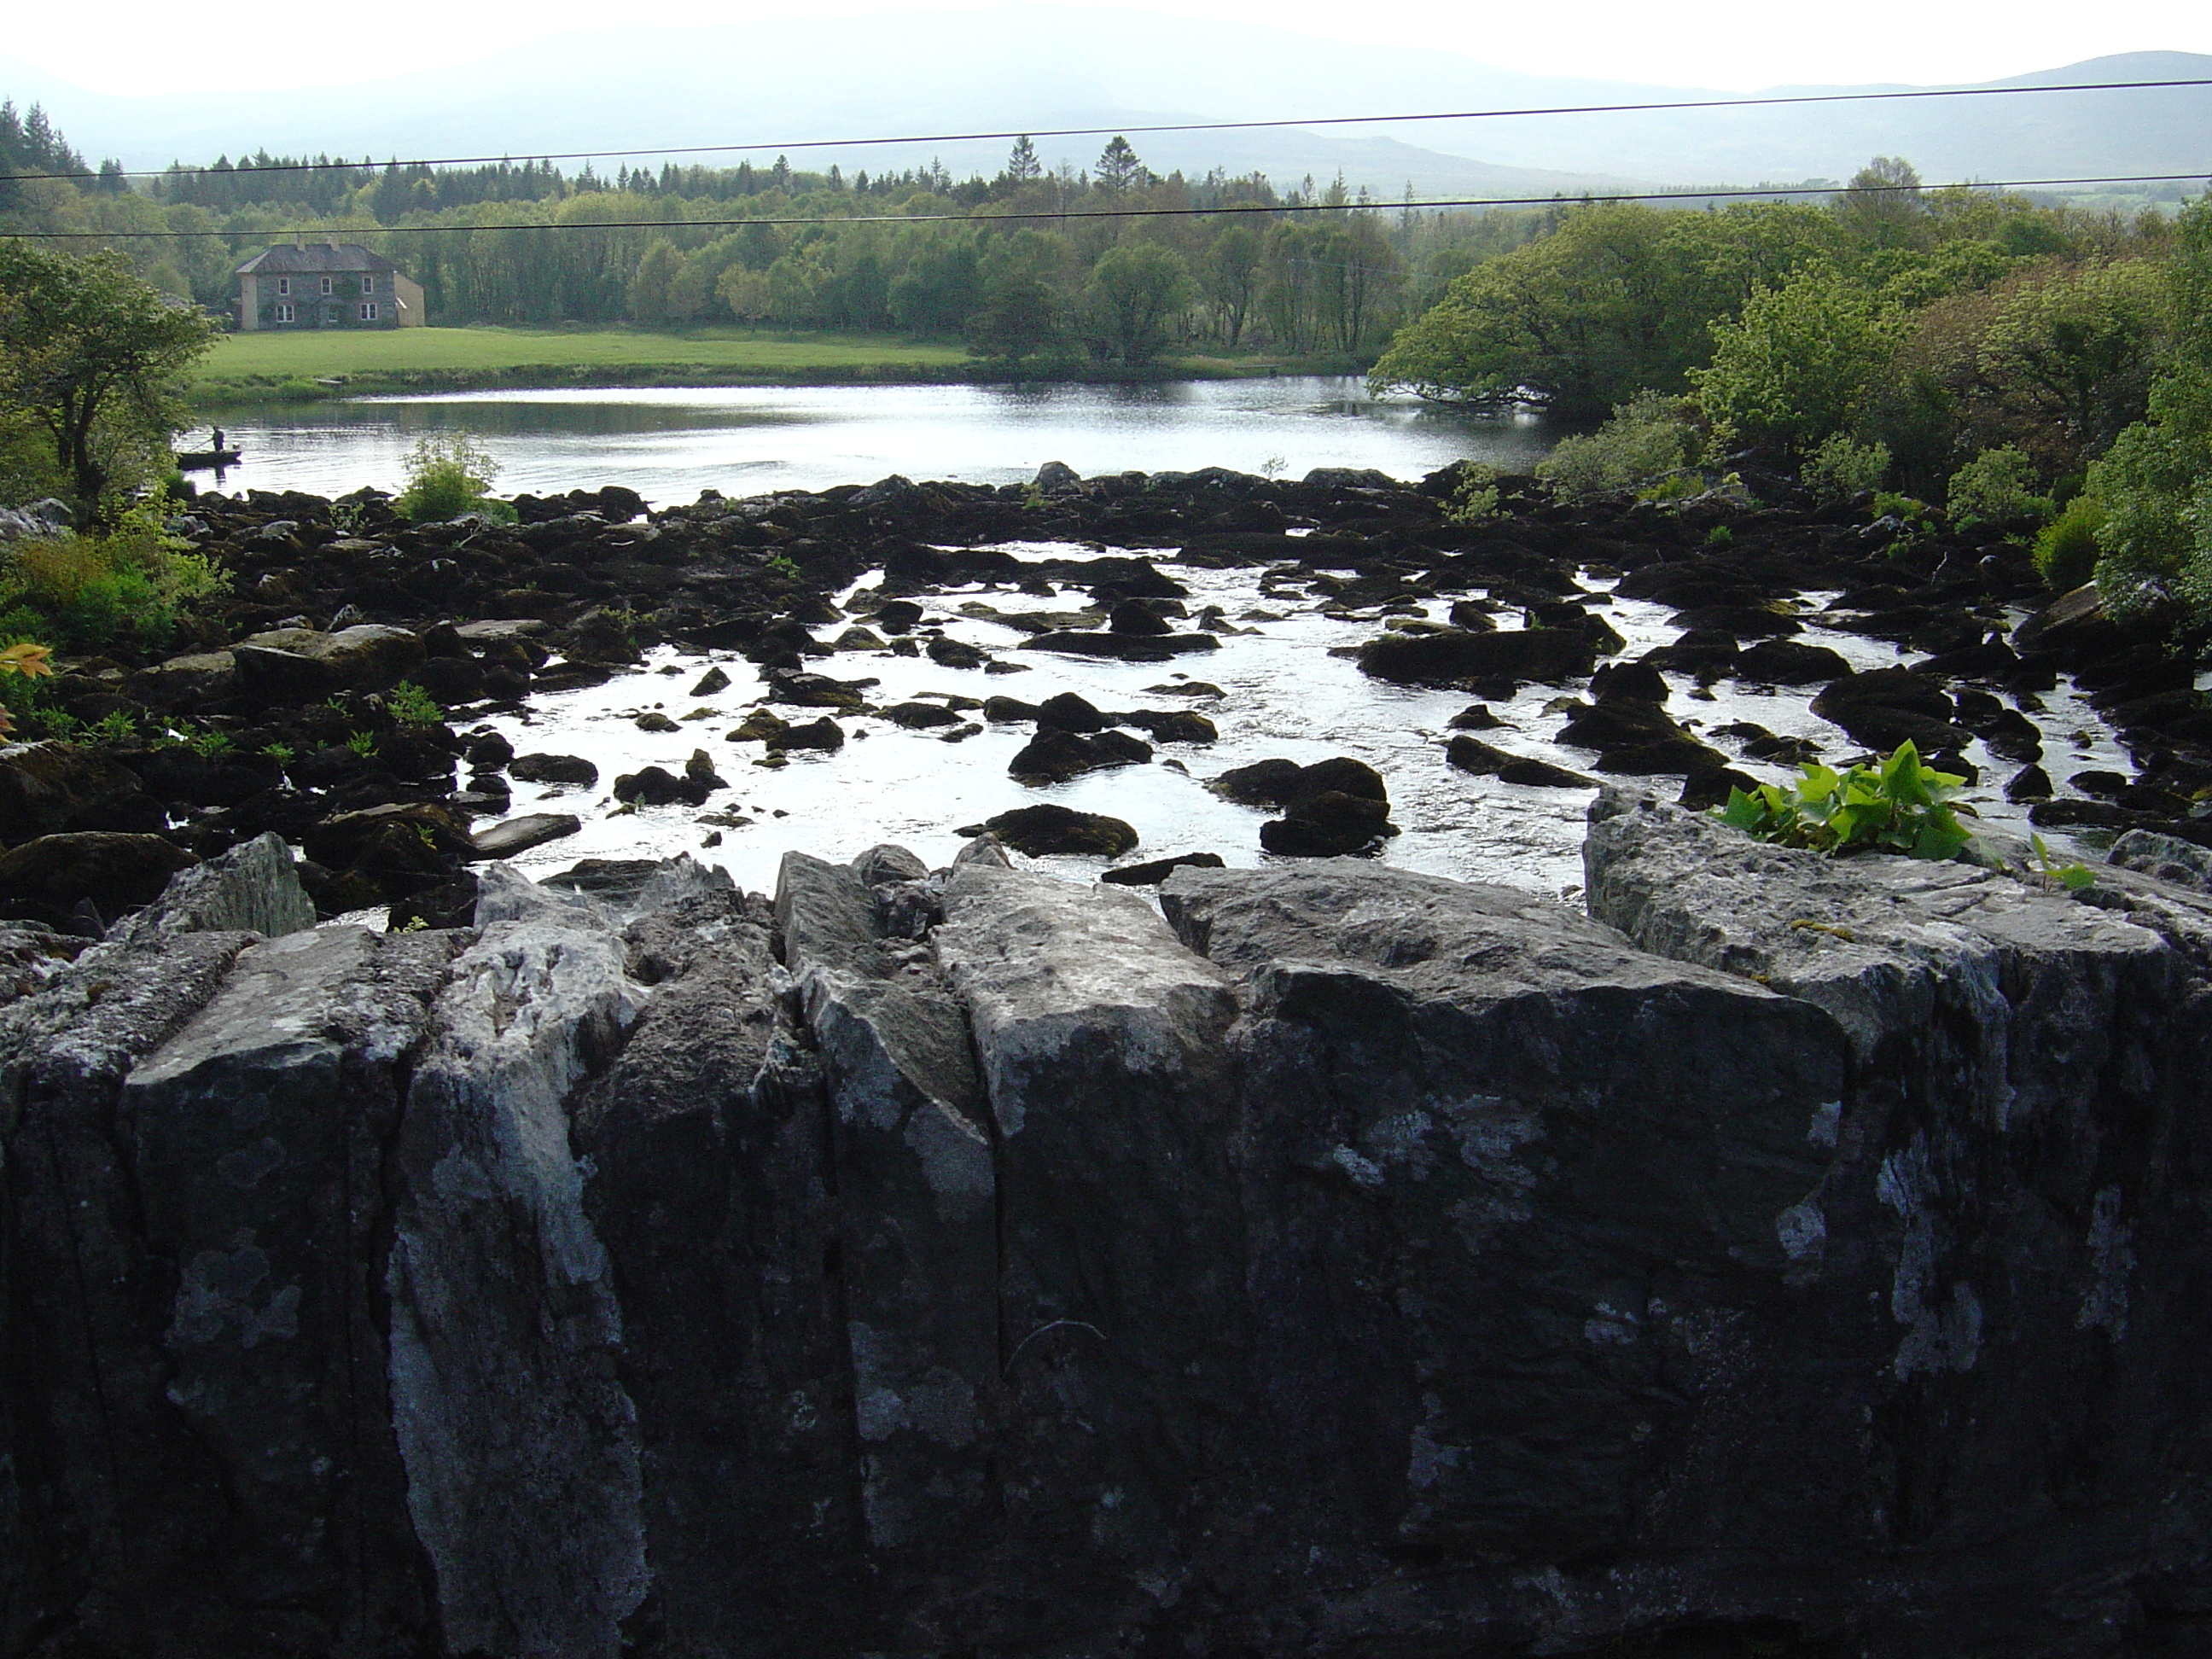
xmin=234 ymin=241 xmax=426 ymax=331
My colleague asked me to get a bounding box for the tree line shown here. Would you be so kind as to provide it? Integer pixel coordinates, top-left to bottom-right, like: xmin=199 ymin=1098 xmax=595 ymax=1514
xmin=0 ymin=102 xmax=1550 ymax=365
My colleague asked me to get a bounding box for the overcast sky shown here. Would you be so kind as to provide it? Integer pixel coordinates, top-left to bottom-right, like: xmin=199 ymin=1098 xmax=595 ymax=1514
xmin=9 ymin=0 xmax=2208 ymax=96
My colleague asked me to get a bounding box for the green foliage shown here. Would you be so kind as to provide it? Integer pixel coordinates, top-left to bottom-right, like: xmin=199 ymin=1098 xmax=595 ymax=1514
xmin=1535 ymin=391 xmax=1697 ymax=501
xmin=1705 ymin=524 xmax=1734 ymax=548
xmin=386 ymin=679 xmax=442 ymax=726
xmin=1691 ymin=265 xmax=1905 ymax=456
xmin=1371 ymin=201 xmax=1841 ymax=418
xmin=1802 ymin=434 xmax=1890 ymax=505
xmin=392 ymin=432 xmax=510 ymax=524
xmin=2084 ymin=195 xmax=2212 ymax=632
xmin=1083 ymin=243 xmax=1194 ymax=364
xmin=344 ymin=729 xmax=378 ymax=758
xmin=1716 ymin=742 xmax=1974 ymax=861
xmin=260 ymin=740 xmax=294 ymax=764
xmin=1946 ymin=445 xmax=2046 ymax=525
xmin=2034 ymin=494 xmax=2105 ymax=590
xmin=1871 ymin=490 xmax=1930 ymax=522
xmin=188 ymin=726 xmax=232 ymax=759
xmin=762 ymin=552 xmax=800 ymax=578
xmin=0 ymin=242 xmax=218 ymax=514
xmin=1442 ymin=463 xmax=1500 ymax=524
xmin=2029 ymin=833 xmax=2097 ymax=892
xmin=0 ymin=504 xmax=228 ymax=650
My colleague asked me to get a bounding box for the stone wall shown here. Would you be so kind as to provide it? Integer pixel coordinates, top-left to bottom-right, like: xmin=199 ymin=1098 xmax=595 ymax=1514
xmin=4 ymin=816 xmax=2210 ymax=1658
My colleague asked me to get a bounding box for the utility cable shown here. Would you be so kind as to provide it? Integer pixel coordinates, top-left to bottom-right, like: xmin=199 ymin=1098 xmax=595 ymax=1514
xmin=3 ymin=170 xmax=2205 ymax=240
xmin=4 ymin=74 xmax=2210 ymax=183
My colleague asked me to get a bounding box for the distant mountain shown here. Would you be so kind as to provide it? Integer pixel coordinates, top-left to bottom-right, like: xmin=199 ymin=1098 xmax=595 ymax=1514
xmin=2 ymin=10 xmax=2206 ymax=198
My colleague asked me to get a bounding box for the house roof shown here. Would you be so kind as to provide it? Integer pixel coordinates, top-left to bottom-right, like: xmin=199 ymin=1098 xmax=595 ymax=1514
xmin=235 ymin=242 xmax=405 ymax=277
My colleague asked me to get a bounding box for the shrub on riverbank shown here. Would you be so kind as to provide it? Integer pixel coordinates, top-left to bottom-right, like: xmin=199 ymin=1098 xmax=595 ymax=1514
xmin=0 ymin=505 xmax=227 ymax=650
xmin=393 ymin=434 xmax=514 ymax=525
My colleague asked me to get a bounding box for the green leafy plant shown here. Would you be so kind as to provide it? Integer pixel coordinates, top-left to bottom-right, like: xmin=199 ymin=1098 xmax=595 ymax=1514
xmin=2029 ymin=833 xmax=2097 ymax=892
xmin=260 ymin=740 xmax=294 ymax=764
xmin=1871 ymin=490 xmax=1930 ymax=524
xmin=344 ymin=730 xmax=378 ymax=758
xmin=392 ymin=432 xmax=514 ymax=525
xmin=188 ymin=727 xmax=232 ymax=759
xmin=763 ymin=553 xmax=800 ymax=579
xmin=387 ymin=679 xmax=442 ymax=726
xmin=1716 ymin=741 xmax=1974 ymax=860
xmin=1705 ymin=523 xmax=1735 ymax=548
xmin=88 ymin=708 xmax=137 ymax=743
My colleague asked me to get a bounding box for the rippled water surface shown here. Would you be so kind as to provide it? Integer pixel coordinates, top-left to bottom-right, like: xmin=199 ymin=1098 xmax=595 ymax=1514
xmin=199 ymin=377 xmax=1552 ymax=504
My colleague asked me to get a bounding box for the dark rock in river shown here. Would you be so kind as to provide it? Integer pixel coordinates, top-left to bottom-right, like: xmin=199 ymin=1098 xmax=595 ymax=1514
xmin=1445 ymin=735 xmax=1596 ymax=789
xmin=1101 ymin=851 xmax=1227 ymax=886
xmin=469 ymin=812 xmax=582 ymax=859
xmin=0 ymin=742 xmax=166 ymax=840
xmin=1109 ymin=600 xmax=1173 ymax=636
xmin=1731 ymin=637 xmax=1854 ymax=684
xmin=1255 ymin=756 xmax=1396 ymax=857
xmin=0 ymin=831 xmax=197 ymax=930
xmin=1358 ymin=626 xmax=1594 ymax=689
xmin=1022 ymin=628 xmax=1220 ymax=662
xmin=969 ymin=803 xmax=1140 ymax=857
xmin=1035 ymin=691 xmax=1106 ymax=733
xmin=1007 ymin=727 xmax=1150 ymax=784
xmin=878 ymin=701 xmax=965 ymax=730
xmin=509 ymin=751 xmax=600 ymax=786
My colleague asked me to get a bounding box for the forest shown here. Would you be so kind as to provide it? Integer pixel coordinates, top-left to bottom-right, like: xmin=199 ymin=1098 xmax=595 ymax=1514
xmin=0 ymin=102 xmax=1543 ymax=365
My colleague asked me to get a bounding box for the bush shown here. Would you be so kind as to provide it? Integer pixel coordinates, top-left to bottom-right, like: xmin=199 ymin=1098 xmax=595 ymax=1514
xmin=1801 ymin=434 xmax=1889 ymax=506
xmin=393 ymin=433 xmax=514 ymax=525
xmin=2033 ymin=494 xmax=2104 ymax=591
xmin=0 ymin=504 xmax=227 ymax=650
xmin=1946 ymin=445 xmax=2046 ymax=525
xmin=1536 ymin=391 xmax=1697 ymax=501
xmin=1443 ymin=463 xmax=1501 ymax=523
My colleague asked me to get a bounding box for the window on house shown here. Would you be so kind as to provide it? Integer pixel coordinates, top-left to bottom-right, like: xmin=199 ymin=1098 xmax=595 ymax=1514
xmin=361 ymin=275 xmax=375 ymax=294
xmin=274 ymin=303 xmax=294 ymax=323
xmin=360 ymin=302 xmax=379 ymax=321
xmin=319 ymin=276 xmax=333 ymax=295
xmin=276 ymin=277 xmax=290 ymax=295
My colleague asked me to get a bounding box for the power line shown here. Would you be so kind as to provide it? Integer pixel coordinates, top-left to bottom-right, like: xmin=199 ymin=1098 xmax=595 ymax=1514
xmin=6 ymin=75 xmax=2211 ymax=184
xmin=3 ymin=171 xmax=2204 ymax=242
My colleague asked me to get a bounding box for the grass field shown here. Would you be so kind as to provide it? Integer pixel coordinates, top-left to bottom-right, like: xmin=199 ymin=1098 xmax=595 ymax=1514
xmin=189 ymin=325 xmax=1342 ymax=402
xmin=193 ymin=324 xmax=975 ymax=392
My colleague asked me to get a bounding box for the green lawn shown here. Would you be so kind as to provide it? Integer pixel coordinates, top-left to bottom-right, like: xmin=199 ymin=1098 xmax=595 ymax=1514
xmin=195 ymin=324 xmax=973 ymax=385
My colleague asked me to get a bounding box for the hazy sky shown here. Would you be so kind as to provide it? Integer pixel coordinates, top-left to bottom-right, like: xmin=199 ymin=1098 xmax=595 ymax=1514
xmin=10 ymin=0 xmax=2208 ymax=96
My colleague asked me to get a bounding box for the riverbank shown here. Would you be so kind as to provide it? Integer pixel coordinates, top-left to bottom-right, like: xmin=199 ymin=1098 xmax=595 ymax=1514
xmin=189 ymin=323 xmax=1371 ymax=405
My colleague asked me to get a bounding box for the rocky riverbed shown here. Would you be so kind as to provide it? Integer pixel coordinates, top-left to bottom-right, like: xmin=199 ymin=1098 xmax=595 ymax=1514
xmin=0 ymin=461 xmax=2200 ymax=936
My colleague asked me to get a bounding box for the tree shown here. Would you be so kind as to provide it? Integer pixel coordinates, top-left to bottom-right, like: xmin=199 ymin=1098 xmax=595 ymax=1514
xmin=2083 ymin=194 xmax=2212 ymax=626
xmin=716 ymin=265 xmax=772 ymax=325
xmin=1691 ymin=264 xmax=1905 ymax=456
xmin=1836 ymin=156 xmax=1932 ymax=252
xmin=967 ymin=279 xmax=1064 ymax=366
xmin=1201 ymin=225 xmax=1262 ymax=346
xmin=1370 ymin=202 xmax=1710 ymax=416
xmin=627 ymin=238 xmax=683 ymax=324
xmin=1084 ymin=242 xmax=1191 ymax=363
xmin=0 ymin=243 xmax=217 ymax=514
xmin=1004 ymin=135 xmax=1041 ymax=183
xmin=1093 ymin=137 xmax=1147 ymax=196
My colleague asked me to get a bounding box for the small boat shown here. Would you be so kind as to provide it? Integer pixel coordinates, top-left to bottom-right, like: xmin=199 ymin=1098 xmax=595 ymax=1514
xmin=176 ymin=447 xmax=242 ymax=471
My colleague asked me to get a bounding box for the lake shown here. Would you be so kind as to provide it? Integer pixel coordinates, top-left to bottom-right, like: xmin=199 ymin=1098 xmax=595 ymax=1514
xmin=191 ymin=376 xmax=1553 ymax=505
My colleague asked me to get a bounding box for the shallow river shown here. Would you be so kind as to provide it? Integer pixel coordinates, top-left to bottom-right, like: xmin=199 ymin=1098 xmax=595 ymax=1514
xmin=463 ymin=546 xmax=2131 ymax=899
xmin=195 ymin=377 xmax=1551 ymax=505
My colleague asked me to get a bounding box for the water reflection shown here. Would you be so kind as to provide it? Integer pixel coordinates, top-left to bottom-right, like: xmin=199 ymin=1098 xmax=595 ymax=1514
xmin=195 ymin=376 xmax=1553 ymax=505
